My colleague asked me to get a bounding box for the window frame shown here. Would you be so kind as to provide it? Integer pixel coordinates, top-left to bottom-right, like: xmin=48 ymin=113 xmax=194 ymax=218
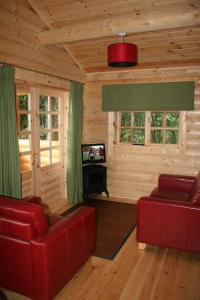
xmin=114 ymin=111 xmax=184 ymax=147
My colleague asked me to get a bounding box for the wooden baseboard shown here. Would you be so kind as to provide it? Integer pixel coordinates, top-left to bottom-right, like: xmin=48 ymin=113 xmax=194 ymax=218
xmin=91 ymin=194 xmax=138 ymax=204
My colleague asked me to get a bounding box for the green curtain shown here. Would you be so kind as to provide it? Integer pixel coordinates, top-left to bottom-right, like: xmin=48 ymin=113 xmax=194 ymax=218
xmin=102 ymin=81 xmax=194 ymax=111
xmin=67 ymin=81 xmax=83 ymax=204
xmin=0 ymin=66 xmax=21 ymax=198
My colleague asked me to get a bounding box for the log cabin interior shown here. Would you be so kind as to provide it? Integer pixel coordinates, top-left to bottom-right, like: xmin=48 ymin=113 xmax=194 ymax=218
xmin=0 ymin=0 xmax=200 ymax=299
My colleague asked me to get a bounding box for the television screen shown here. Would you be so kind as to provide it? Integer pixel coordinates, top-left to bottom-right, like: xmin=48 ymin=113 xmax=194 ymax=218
xmin=81 ymin=143 xmax=106 ymax=164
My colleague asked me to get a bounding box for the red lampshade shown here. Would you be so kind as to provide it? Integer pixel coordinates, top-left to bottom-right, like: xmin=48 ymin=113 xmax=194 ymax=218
xmin=108 ymin=43 xmax=137 ymax=67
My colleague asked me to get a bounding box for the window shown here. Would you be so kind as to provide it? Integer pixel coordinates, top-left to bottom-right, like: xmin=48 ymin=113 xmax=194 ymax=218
xmin=117 ymin=111 xmax=181 ymax=146
xmin=119 ymin=112 xmax=145 ymax=145
xmin=150 ymin=112 xmax=179 ymax=144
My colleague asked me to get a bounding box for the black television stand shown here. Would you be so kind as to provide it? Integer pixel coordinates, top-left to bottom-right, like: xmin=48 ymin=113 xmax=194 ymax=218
xmin=83 ymin=164 xmax=109 ymax=199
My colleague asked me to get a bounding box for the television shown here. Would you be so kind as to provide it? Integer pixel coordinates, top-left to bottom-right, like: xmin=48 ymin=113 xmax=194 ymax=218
xmin=81 ymin=143 xmax=106 ymax=165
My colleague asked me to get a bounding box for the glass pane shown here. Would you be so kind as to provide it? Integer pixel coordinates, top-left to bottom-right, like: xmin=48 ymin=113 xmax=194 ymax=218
xmin=133 ymin=129 xmax=145 ymax=144
xmin=40 ymin=114 xmax=48 ymax=129
xmin=19 ymin=134 xmax=31 ymax=152
xmin=133 ymin=112 xmax=145 ymax=127
xmin=20 ymin=155 xmax=31 ymax=172
xmin=151 ymin=129 xmax=163 ymax=144
xmin=40 ymin=150 xmax=50 ymax=166
xmin=40 ymin=132 xmax=50 ymax=148
xmin=18 ymin=95 xmax=28 ymax=110
xmin=120 ymin=128 xmax=131 ymax=143
xmin=151 ymin=112 xmax=164 ymax=127
xmin=120 ymin=112 xmax=132 ymax=126
xmin=20 ymin=114 xmax=29 ymax=131
xmin=52 ymin=148 xmax=60 ymax=163
xmin=51 ymin=97 xmax=59 ymax=111
xmin=166 ymin=112 xmax=179 ymax=128
xmin=39 ymin=95 xmax=48 ymax=111
xmin=51 ymin=132 xmax=59 ymax=146
xmin=51 ymin=115 xmax=59 ymax=129
xmin=166 ymin=130 xmax=179 ymax=144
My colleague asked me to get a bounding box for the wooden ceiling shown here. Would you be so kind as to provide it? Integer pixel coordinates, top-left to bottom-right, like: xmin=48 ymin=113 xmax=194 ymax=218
xmin=28 ymin=0 xmax=200 ymax=74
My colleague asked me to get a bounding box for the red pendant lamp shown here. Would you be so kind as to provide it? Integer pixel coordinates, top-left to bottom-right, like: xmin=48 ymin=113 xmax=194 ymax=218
xmin=108 ymin=33 xmax=137 ymax=67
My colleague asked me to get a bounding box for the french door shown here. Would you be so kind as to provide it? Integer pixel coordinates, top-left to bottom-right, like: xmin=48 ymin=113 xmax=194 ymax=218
xmin=16 ymin=85 xmax=68 ymax=213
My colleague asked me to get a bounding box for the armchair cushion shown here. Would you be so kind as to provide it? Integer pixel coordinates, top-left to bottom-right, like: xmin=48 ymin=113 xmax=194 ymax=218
xmin=158 ymin=174 xmax=197 ymax=195
xmin=0 ymin=196 xmax=49 ymax=238
xmin=150 ymin=174 xmax=199 ymax=204
xmin=150 ymin=187 xmax=190 ymax=202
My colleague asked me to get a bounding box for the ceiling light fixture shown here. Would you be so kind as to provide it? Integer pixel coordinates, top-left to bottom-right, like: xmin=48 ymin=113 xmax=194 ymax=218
xmin=107 ymin=33 xmax=137 ymax=67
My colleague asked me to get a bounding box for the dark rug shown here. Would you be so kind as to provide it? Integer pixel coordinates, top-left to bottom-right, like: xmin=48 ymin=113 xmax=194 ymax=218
xmin=83 ymin=199 xmax=137 ymax=260
xmin=0 ymin=290 xmax=8 ymax=300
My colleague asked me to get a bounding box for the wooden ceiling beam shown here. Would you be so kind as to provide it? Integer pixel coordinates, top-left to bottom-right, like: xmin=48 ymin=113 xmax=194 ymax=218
xmin=37 ymin=9 xmax=200 ymax=46
xmin=28 ymin=0 xmax=86 ymax=79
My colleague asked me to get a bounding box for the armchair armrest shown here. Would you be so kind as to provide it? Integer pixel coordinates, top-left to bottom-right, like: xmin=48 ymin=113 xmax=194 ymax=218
xmin=30 ymin=206 xmax=95 ymax=300
xmin=137 ymin=196 xmax=192 ymax=211
xmin=137 ymin=196 xmax=200 ymax=252
xmin=22 ymin=195 xmax=42 ymax=205
xmin=158 ymin=174 xmax=197 ymax=195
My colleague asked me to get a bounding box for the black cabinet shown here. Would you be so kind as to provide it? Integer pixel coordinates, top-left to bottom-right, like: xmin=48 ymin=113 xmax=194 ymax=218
xmin=83 ymin=165 xmax=109 ymax=199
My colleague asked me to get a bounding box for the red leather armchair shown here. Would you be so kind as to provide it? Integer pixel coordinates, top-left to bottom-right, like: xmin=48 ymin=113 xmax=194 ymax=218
xmin=137 ymin=174 xmax=200 ymax=253
xmin=0 ymin=196 xmax=96 ymax=300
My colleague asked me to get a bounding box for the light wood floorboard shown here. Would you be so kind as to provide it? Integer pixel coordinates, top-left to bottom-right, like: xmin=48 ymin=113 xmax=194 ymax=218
xmin=3 ymin=230 xmax=200 ymax=300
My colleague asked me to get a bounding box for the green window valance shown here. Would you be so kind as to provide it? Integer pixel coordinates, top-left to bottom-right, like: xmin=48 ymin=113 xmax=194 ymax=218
xmin=102 ymin=81 xmax=194 ymax=111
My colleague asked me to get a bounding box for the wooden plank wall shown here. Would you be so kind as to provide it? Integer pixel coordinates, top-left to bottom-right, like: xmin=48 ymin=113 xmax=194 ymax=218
xmin=41 ymin=164 xmax=67 ymax=214
xmin=83 ymin=67 xmax=200 ymax=202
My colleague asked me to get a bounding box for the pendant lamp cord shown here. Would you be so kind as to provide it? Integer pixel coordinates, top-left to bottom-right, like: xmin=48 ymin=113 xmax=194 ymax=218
xmin=119 ymin=32 xmax=126 ymax=43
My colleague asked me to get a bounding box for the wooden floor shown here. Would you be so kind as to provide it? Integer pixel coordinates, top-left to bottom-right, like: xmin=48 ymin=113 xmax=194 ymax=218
xmin=3 ymin=229 xmax=200 ymax=300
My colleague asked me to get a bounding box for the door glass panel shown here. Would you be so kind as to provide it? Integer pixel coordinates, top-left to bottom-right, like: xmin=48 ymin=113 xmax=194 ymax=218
xmin=17 ymin=93 xmax=32 ymax=172
xmin=20 ymin=114 xmax=29 ymax=131
xmin=51 ymin=132 xmax=59 ymax=146
xmin=40 ymin=114 xmax=48 ymax=129
xmin=19 ymin=134 xmax=31 ymax=152
xmin=51 ymin=115 xmax=59 ymax=129
xmin=51 ymin=97 xmax=59 ymax=111
xmin=40 ymin=150 xmax=50 ymax=166
xmin=39 ymin=94 xmax=62 ymax=167
xmin=18 ymin=95 xmax=29 ymax=110
xmin=39 ymin=95 xmax=48 ymax=111
xmin=40 ymin=132 xmax=50 ymax=148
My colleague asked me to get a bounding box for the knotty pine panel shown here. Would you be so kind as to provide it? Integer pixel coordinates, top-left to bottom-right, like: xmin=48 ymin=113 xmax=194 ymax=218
xmin=40 ymin=164 xmax=66 ymax=213
xmin=83 ymin=67 xmax=200 ymax=202
xmin=0 ymin=0 xmax=85 ymax=82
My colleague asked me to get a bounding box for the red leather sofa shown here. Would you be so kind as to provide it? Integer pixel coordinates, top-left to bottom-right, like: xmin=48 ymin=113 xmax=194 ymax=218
xmin=0 ymin=196 xmax=96 ymax=300
xmin=137 ymin=173 xmax=200 ymax=253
